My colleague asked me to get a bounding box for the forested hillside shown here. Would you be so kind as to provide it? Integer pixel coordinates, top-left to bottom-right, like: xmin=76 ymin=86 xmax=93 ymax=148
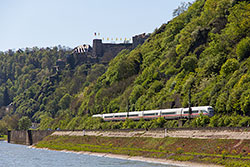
xmin=0 ymin=46 xmax=107 ymax=132
xmin=1 ymin=0 xmax=250 ymax=132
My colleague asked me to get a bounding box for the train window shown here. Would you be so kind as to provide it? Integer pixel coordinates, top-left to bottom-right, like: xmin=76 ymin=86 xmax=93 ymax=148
xmin=129 ymin=114 xmax=138 ymax=117
xmin=208 ymin=108 xmax=214 ymax=114
xmin=184 ymin=110 xmax=197 ymax=114
xmin=162 ymin=112 xmax=176 ymax=115
xmin=104 ymin=116 xmax=113 ymax=118
xmin=114 ymin=115 xmax=126 ymax=118
xmin=144 ymin=113 xmax=157 ymax=116
xmin=201 ymin=110 xmax=207 ymax=113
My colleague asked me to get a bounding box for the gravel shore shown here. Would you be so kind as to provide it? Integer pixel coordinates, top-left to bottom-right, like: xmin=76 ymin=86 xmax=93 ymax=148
xmin=31 ymin=146 xmax=223 ymax=167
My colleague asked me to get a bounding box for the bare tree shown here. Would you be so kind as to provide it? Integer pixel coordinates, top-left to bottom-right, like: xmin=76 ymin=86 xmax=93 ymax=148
xmin=173 ymin=2 xmax=192 ymax=17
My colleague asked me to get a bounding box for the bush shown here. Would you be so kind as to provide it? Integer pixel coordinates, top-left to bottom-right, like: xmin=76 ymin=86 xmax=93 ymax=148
xmin=240 ymin=91 xmax=250 ymax=116
xmin=59 ymin=94 xmax=72 ymax=110
xmin=209 ymin=115 xmax=221 ymax=127
xmin=228 ymin=115 xmax=242 ymax=127
xmin=238 ymin=117 xmax=250 ymax=127
xmin=236 ymin=37 xmax=250 ymax=61
xmin=122 ymin=119 xmax=136 ymax=129
xmin=129 ymin=85 xmax=144 ymax=104
xmin=181 ymin=56 xmax=198 ymax=72
xmin=18 ymin=116 xmax=32 ymax=130
xmin=220 ymin=58 xmax=239 ymax=76
xmin=164 ymin=120 xmax=178 ymax=128
xmin=195 ymin=114 xmax=210 ymax=127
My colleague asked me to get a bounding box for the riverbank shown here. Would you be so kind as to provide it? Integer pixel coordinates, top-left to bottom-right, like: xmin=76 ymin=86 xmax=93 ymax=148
xmin=35 ymin=135 xmax=250 ymax=167
xmin=32 ymin=146 xmax=222 ymax=167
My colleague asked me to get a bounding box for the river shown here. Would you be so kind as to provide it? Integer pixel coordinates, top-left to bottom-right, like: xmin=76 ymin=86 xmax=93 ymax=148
xmin=0 ymin=141 xmax=179 ymax=167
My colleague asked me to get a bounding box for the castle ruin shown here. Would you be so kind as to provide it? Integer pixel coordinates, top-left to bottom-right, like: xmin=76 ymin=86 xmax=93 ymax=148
xmin=70 ymin=33 xmax=150 ymax=66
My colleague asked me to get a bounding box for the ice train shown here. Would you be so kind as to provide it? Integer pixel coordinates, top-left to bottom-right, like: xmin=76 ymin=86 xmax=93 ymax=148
xmin=92 ymin=106 xmax=214 ymax=121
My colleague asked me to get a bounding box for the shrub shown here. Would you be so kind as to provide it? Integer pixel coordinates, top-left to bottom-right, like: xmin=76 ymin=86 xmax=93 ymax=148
xmin=238 ymin=117 xmax=250 ymax=127
xmin=122 ymin=119 xmax=136 ymax=129
xmin=220 ymin=58 xmax=239 ymax=76
xmin=129 ymin=85 xmax=144 ymax=104
xmin=164 ymin=120 xmax=178 ymax=128
xmin=195 ymin=114 xmax=210 ymax=127
xmin=209 ymin=115 xmax=220 ymax=127
xmin=240 ymin=91 xmax=250 ymax=116
xmin=228 ymin=115 xmax=242 ymax=127
xmin=59 ymin=93 xmax=72 ymax=110
xmin=181 ymin=56 xmax=198 ymax=72
xmin=236 ymin=37 xmax=250 ymax=61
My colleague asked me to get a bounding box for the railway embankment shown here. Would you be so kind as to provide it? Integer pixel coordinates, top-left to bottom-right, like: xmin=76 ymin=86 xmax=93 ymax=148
xmin=51 ymin=127 xmax=250 ymax=140
xmin=36 ymin=129 xmax=250 ymax=167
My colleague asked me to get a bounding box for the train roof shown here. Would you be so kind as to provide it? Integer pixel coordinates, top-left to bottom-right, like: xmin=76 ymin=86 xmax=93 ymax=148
xmin=92 ymin=106 xmax=214 ymax=117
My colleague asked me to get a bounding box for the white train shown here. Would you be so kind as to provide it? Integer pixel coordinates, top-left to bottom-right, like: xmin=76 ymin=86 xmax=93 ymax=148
xmin=92 ymin=106 xmax=214 ymax=121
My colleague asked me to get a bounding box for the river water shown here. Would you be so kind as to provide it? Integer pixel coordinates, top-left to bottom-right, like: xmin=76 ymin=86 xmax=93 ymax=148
xmin=0 ymin=141 xmax=179 ymax=167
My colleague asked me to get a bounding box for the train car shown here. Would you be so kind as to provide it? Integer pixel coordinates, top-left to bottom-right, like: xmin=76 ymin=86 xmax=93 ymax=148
xmin=142 ymin=109 xmax=161 ymax=120
xmin=160 ymin=108 xmax=182 ymax=119
xmin=92 ymin=106 xmax=214 ymax=121
xmin=182 ymin=106 xmax=214 ymax=118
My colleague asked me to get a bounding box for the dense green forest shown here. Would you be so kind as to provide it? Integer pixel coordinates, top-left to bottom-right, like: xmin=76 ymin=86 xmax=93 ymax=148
xmin=0 ymin=0 xmax=250 ymax=132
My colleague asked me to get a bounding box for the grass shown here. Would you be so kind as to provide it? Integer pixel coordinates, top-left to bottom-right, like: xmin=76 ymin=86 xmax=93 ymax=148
xmin=36 ymin=135 xmax=250 ymax=167
xmin=0 ymin=135 xmax=7 ymax=141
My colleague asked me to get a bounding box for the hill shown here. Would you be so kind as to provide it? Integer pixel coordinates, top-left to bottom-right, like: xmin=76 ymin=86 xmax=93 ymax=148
xmin=0 ymin=0 xmax=250 ymax=131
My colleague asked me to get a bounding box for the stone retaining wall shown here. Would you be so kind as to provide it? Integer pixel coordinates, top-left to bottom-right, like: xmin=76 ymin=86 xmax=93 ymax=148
xmin=52 ymin=128 xmax=250 ymax=140
xmin=8 ymin=130 xmax=54 ymax=145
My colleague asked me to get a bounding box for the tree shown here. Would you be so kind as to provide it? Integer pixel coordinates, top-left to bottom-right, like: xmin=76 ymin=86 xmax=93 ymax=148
xmin=173 ymin=2 xmax=192 ymax=17
xmin=181 ymin=56 xmax=198 ymax=72
xmin=236 ymin=37 xmax=250 ymax=61
xmin=3 ymin=87 xmax=11 ymax=106
xmin=59 ymin=93 xmax=72 ymax=110
xmin=220 ymin=58 xmax=239 ymax=76
xmin=18 ymin=116 xmax=32 ymax=130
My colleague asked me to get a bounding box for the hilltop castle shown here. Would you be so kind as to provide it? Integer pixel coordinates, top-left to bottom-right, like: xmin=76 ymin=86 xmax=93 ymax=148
xmin=65 ymin=33 xmax=149 ymax=67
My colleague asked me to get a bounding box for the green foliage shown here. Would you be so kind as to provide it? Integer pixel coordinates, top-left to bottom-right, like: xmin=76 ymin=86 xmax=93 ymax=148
xmin=220 ymin=58 xmax=239 ymax=76
xmin=2 ymin=0 xmax=250 ymax=130
xmin=18 ymin=116 xmax=32 ymax=130
xmin=129 ymin=85 xmax=144 ymax=104
xmin=208 ymin=114 xmax=249 ymax=127
xmin=238 ymin=116 xmax=250 ymax=127
xmin=39 ymin=114 xmax=54 ymax=130
xmin=227 ymin=2 xmax=250 ymax=41
xmin=236 ymin=37 xmax=250 ymax=61
xmin=122 ymin=119 xmax=136 ymax=129
xmin=194 ymin=114 xmax=210 ymax=127
xmin=181 ymin=55 xmax=198 ymax=72
xmin=59 ymin=93 xmax=71 ymax=110
xmin=173 ymin=2 xmax=192 ymax=17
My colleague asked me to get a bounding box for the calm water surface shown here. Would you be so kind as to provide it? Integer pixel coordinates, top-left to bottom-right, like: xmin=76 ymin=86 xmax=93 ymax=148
xmin=0 ymin=141 xmax=180 ymax=167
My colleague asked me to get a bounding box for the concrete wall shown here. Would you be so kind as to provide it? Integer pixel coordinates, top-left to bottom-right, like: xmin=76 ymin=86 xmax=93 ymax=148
xmin=51 ymin=128 xmax=250 ymax=140
xmin=8 ymin=130 xmax=54 ymax=145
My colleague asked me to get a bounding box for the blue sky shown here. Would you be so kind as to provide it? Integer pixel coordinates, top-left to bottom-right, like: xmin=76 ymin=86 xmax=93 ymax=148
xmin=0 ymin=0 xmax=192 ymax=51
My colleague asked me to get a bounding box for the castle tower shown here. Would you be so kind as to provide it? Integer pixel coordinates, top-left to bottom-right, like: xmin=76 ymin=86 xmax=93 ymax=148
xmin=92 ymin=39 xmax=103 ymax=58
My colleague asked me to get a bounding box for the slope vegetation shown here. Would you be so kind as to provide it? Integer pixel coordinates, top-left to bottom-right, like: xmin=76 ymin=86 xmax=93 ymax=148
xmin=1 ymin=0 xmax=250 ymax=131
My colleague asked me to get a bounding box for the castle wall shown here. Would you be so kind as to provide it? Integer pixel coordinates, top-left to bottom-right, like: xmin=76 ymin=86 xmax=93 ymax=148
xmin=101 ymin=43 xmax=132 ymax=63
xmin=132 ymin=33 xmax=150 ymax=49
xmin=72 ymin=33 xmax=149 ymax=66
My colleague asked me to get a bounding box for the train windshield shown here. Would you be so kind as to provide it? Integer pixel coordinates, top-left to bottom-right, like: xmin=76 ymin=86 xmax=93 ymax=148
xmin=208 ymin=108 xmax=214 ymax=116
